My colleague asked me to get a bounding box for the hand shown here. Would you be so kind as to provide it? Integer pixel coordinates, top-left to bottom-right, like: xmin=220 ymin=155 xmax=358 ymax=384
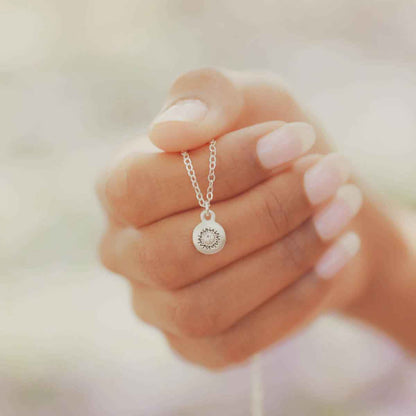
xmin=97 ymin=68 xmax=413 ymax=368
xmin=97 ymin=128 xmax=364 ymax=368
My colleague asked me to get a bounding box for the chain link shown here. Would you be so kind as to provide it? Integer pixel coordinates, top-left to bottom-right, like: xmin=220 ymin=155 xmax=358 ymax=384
xmin=181 ymin=140 xmax=216 ymax=214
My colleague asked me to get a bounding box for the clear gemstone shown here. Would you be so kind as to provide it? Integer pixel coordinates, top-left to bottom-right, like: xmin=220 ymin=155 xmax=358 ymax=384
xmin=201 ymin=230 xmax=216 ymax=245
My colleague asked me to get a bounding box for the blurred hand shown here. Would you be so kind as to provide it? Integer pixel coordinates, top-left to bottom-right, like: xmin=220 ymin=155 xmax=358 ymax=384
xmin=97 ymin=68 xmax=413 ymax=368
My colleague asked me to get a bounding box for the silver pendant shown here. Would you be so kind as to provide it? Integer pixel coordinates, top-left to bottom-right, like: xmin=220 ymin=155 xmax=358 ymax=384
xmin=192 ymin=210 xmax=226 ymax=255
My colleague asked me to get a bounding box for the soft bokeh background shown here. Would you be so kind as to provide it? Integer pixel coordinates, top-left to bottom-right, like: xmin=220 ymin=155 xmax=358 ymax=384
xmin=2 ymin=1 xmax=416 ymax=415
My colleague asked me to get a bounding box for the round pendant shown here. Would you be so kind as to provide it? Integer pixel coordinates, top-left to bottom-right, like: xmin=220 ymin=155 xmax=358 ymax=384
xmin=192 ymin=210 xmax=226 ymax=255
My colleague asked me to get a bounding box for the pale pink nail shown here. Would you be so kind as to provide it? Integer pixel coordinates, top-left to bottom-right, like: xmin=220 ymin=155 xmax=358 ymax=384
xmin=256 ymin=122 xmax=316 ymax=169
xmin=304 ymin=154 xmax=350 ymax=205
xmin=152 ymin=99 xmax=208 ymax=124
xmin=315 ymin=232 xmax=361 ymax=279
xmin=314 ymin=185 xmax=363 ymax=240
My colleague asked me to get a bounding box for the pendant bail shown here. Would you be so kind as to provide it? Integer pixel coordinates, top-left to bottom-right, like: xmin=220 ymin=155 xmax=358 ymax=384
xmin=200 ymin=209 xmax=215 ymax=222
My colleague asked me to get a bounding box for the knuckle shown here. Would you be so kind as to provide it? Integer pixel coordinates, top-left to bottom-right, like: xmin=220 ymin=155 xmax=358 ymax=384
xmin=103 ymin=158 xmax=129 ymax=209
xmin=133 ymin=234 xmax=188 ymax=290
xmin=173 ymin=67 xmax=227 ymax=89
xmin=149 ymin=270 xmax=184 ymax=291
xmin=214 ymin=336 xmax=249 ymax=367
xmin=134 ymin=242 xmax=164 ymax=287
xmin=147 ymin=270 xmax=177 ymax=291
xmin=280 ymin=228 xmax=309 ymax=273
xmin=258 ymin=182 xmax=290 ymax=238
xmin=172 ymin=293 xmax=222 ymax=337
xmin=104 ymin=155 xmax=154 ymax=225
xmin=98 ymin=230 xmax=118 ymax=273
xmin=164 ymin=334 xmax=211 ymax=369
xmin=131 ymin=287 xmax=146 ymax=322
xmin=246 ymin=70 xmax=295 ymax=101
xmin=153 ymin=276 xmax=180 ymax=291
xmin=164 ymin=332 xmax=247 ymax=370
xmin=136 ymin=244 xmax=176 ymax=290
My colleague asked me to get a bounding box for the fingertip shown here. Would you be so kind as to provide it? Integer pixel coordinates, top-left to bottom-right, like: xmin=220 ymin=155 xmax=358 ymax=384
xmin=149 ymin=120 xmax=210 ymax=152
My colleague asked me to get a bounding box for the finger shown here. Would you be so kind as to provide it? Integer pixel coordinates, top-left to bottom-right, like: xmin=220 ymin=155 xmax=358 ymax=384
xmin=165 ymin=233 xmax=361 ymax=369
xmin=101 ymin=154 xmax=352 ymax=289
xmin=98 ymin=120 xmax=316 ymax=227
xmin=132 ymin=220 xmax=326 ymax=337
xmin=149 ymin=68 xmax=330 ymax=152
xmin=165 ymin=272 xmax=332 ymax=369
xmin=131 ymin=185 xmax=363 ymax=337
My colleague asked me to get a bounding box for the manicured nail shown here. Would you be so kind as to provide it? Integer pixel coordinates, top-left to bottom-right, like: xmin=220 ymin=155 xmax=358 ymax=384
xmin=304 ymin=154 xmax=350 ymax=205
xmin=314 ymin=185 xmax=363 ymax=240
xmin=152 ymin=99 xmax=208 ymax=124
xmin=256 ymin=122 xmax=316 ymax=169
xmin=315 ymin=232 xmax=361 ymax=279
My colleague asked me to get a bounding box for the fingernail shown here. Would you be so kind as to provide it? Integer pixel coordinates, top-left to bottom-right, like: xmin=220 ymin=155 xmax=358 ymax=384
xmin=152 ymin=99 xmax=208 ymax=124
xmin=304 ymin=154 xmax=350 ymax=205
xmin=256 ymin=122 xmax=316 ymax=169
xmin=314 ymin=185 xmax=363 ymax=240
xmin=315 ymin=232 xmax=361 ymax=279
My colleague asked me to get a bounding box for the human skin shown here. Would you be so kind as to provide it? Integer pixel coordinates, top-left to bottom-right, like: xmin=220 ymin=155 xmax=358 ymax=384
xmin=97 ymin=68 xmax=416 ymax=368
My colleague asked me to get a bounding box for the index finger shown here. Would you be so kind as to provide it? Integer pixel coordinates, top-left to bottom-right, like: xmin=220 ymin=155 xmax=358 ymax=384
xmin=97 ymin=121 xmax=316 ymax=227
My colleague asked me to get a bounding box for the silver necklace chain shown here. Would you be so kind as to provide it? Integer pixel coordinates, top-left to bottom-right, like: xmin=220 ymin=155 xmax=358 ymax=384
xmin=181 ymin=139 xmax=225 ymax=255
xmin=181 ymin=139 xmax=216 ymax=214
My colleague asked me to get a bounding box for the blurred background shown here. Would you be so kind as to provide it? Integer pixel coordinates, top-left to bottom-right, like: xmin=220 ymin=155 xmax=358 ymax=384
xmin=2 ymin=0 xmax=416 ymax=415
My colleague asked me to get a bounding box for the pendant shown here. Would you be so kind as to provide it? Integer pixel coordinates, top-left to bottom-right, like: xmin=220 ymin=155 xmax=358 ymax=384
xmin=192 ymin=210 xmax=226 ymax=255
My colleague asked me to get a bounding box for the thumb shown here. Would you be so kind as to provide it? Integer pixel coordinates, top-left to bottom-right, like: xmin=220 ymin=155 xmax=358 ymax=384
xmin=149 ymin=67 xmax=328 ymax=152
xmin=148 ymin=68 xmax=243 ymax=152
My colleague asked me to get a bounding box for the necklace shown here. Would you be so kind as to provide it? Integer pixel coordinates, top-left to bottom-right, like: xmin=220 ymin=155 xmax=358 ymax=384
xmin=181 ymin=140 xmax=226 ymax=255
xmin=181 ymin=141 xmax=263 ymax=415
